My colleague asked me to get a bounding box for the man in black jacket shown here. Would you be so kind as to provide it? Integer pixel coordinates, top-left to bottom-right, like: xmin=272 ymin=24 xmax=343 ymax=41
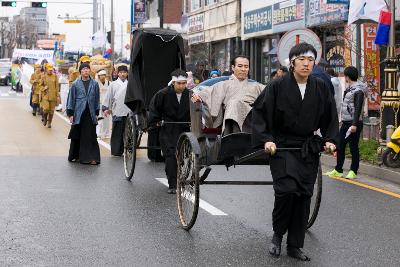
xmin=149 ymin=69 xmax=190 ymax=194
xmin=325 ymin=66 xmax=367 ymax=179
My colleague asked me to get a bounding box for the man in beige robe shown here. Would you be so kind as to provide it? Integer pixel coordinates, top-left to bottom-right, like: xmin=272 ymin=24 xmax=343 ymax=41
xmin=192 ymin=55 xmax=265 ymax=134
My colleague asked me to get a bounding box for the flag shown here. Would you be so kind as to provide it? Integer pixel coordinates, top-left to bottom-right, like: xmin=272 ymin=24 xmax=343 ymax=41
xmin=348 ymin=0 xmax=387 ymax=25
xmin=375 ymin=10 xmax=391 ymax=45
xmin=91 ymin=31 xmax=107 ymax=48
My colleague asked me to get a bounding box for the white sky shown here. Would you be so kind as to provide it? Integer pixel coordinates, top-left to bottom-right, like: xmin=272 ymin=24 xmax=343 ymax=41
xmin=0 ymin=0 xmax=131 ymax=56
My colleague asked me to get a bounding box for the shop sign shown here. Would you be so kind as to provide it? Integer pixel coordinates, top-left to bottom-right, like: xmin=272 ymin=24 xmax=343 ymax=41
xmin=188 ymin=14 xmax=204 ymax=34
xmin=306 ymin=0 xmax=349 ymax=27
xmin=363 ymin=24 xmax=381 ymax=111
xmin=326 ymin=0 xmax=349 ymax=4
xmin=134 ymin=0 xmax=147 ymax=24
xmin=273 ymin=0 xmax=305 ymax=33
xmin=325 ymin=30 xmax=346 ymax=74
xmin=188 ymin=32 xmax=205 ymax=45
xmin=243 ymin=5 xmax=273 ymax=34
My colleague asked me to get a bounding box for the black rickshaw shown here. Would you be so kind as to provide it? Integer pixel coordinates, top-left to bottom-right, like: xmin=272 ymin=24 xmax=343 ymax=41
xmin=123 ymin=28 xmax=186 ymax=180
xmin=174 ymin=95 xmax=323 ymax=231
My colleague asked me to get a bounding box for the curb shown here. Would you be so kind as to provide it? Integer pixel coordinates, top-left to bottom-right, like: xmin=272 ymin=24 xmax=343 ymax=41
xmin=321 ymin=154 xmax=400 ymax=185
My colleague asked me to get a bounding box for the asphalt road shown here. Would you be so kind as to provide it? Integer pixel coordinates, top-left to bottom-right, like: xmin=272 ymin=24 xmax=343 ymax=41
xmin=1 ymin=85 xmax=400 ymax=266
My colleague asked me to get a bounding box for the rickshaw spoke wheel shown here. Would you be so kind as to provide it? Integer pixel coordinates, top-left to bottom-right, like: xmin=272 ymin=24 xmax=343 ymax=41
xmin=177 ymin=136 xmax=199 ymax=230
xmin=123 ymin=116 xmax=137 ymax=181
xmin=307 ymin=161 xmax=322 ymax=229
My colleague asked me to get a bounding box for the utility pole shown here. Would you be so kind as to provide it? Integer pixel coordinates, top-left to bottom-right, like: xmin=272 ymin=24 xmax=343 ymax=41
xmin=381 ymin=0 xmax=399 ymax=140
xmin=121 ymin=22 xmax=123 ymax=58
xmin=111 ymin=0 xmax=115 ymax=61
xmin=93 ymin=0 xmax=98 ymax=34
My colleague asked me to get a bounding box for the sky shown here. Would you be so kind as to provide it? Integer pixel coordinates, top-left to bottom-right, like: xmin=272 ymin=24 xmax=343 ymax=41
xmin=0 ymin=0 xmax=131 ymax=56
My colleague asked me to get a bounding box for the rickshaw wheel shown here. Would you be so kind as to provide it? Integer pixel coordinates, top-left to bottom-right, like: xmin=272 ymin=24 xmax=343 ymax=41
xmin=176 ymin=135 xmax=200 ymax=231
xmin=123 ymin=116 xmax=137 ymax=181
xmin=307 ymin=162 xmax=322 ymax=229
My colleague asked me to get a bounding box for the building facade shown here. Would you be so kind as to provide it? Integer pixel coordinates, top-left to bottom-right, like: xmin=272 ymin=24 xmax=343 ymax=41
xmin=20 ymin=7 xmax=48 ymax=39
xmin=185 ymin=0 xmax=241 ymax=73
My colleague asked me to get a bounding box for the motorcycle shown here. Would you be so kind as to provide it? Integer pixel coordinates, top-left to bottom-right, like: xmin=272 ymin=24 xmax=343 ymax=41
xmin=382 ymin=125 xmax=400 ymax=168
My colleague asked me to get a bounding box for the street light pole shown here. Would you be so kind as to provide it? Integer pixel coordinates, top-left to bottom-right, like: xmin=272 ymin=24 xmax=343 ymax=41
xmin=111 ymin=0 xmax=115 ymax=61
xmin=381 ymin=0 xmax=400 ymax=140
xmin=93 ymin=0 xmax=98 ymax=34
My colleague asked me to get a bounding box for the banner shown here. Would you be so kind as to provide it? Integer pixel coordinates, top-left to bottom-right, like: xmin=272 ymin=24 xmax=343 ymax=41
xmin=12 ymin=49 xmax=54 ymax=64
xmin=363 ymin=24 xmax=380 ymax=110
xmin=306 ymin=0 xmax=349 ymax=27
xmin=241 ymin=0 xmax=274 ymax=39
xmin=188 ymin=14 xmax=204 ymax=34
xmin=272 ymin=0 xmax=305 ymax=33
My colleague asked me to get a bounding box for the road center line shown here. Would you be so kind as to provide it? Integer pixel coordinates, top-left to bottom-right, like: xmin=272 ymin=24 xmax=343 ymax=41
xmin=155 ymin=178 xmax=228 ymax=216
xmin=329 ymin=176 xmax=400 ymax=199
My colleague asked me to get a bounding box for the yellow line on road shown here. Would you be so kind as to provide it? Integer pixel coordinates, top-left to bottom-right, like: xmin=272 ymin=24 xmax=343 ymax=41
xmin=329 ymin=176 xmax=400 ymax=199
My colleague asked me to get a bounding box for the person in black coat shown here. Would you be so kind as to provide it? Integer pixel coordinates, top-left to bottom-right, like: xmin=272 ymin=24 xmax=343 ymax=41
xmin=252 ymin=43 xmax=339 ymax=261
xmin=148 ymin=69 xmax=191 ymax=194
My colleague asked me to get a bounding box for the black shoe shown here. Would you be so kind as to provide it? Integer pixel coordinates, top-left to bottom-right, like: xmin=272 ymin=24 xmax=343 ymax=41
xmin=269 ymin=233 xmax=282 ymax=257
xmin=287 ymin=246 xmax=310 ymax=261
xmin=167 ymin=188 xmax=176 ymax=194
xmin=32 ymin=112 xmax=36 ymax=116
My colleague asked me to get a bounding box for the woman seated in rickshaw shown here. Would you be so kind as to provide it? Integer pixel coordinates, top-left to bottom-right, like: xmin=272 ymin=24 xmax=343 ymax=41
xmin=191 ymin=55 xmax=265 ymax=135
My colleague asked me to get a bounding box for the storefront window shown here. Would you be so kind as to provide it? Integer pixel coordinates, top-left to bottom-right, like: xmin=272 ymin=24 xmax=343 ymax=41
xmin=211 ymin=41 xmax=228 ymax=73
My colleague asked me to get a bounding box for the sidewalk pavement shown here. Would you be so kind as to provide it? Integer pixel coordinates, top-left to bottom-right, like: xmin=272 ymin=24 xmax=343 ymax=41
xmin=321 ymin=154 xmax=400 ymax=186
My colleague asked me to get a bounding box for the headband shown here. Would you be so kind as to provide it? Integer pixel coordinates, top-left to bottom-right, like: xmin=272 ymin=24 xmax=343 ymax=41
xmin=168 ymin=75 xmax=188 ymax=86
xmin=290 ymin=51 xmax=316 ymax=62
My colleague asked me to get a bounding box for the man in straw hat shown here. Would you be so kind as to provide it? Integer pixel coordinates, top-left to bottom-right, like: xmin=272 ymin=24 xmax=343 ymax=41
xmin=40 ymin=63 xmax=60 ymax=128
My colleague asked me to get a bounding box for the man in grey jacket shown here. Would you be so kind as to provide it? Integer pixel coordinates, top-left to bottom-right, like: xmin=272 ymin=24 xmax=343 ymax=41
xmin=325 ymin=66 xmax=367 ymax=179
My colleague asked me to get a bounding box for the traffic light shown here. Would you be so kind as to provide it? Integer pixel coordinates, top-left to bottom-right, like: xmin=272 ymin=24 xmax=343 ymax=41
xmin=1 ymin=1 xmax=17 ymax=7
xmin=31 ymin=2 xmax=47 ymax=8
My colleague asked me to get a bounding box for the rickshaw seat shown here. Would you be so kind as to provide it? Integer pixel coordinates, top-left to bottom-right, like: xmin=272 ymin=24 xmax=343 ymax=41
xmin=202 ymin=127 xmax=222 ymax=135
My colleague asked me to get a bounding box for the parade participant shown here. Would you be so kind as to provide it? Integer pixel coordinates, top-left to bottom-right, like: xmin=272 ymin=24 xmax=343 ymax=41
xmin=102 ymin=65 xmax=130 ymax=156
xmin=40 ymin=64 xmax=60 ymax=128
xmin=30 ymin=64 xmax=42 ymax=116
xmin=325 ymin=66 xmax=367 ymax=180
xmin=191 ymin=55 xmax=265 ymax=135
xmin=148 ymin=69 xmax=190 ymax=194
xmin=252 ymin=43 xmax=339 ymax=261
xmin=66 ymin=63 xmax=101 ymax=165
xmin=96 ymin=69 xmax=111 ymax=139
xmin=276 ymin=66 xmax=288 ymax=78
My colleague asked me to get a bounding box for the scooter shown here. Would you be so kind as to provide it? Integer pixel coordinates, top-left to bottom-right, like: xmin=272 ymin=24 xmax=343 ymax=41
xmin=382 ymin=125 xmax=400 ymax=168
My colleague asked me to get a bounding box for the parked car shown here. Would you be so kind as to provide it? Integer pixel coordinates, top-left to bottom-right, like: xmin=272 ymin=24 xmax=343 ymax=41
xmin=0 ymin=60 xmax=12 ymax=86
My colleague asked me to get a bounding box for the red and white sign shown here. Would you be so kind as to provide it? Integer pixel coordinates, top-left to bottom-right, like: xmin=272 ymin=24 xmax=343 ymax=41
xmin=363 ymin=24 xmax=380 ymax=111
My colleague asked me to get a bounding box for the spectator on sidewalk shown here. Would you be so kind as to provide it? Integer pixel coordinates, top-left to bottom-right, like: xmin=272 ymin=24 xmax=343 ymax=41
xmin=96 ymin=69 xmax=111 ymax=139
xmin=102 ymin=65 xmax=130 ymax=156
xmin=325 ymin=66 xmax=367 ymax=179
xmin=67 ymin=63 xmax=101 ymax=165
xmin=326 ymin=68 xmax=343 ymax=118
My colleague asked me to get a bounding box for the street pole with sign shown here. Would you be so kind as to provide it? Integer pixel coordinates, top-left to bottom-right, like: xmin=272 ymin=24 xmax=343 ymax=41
xmin=380 ymin=0 xmax=400 ymax=140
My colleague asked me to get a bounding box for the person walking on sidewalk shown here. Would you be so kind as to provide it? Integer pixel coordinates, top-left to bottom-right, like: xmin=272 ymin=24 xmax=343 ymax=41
xmin=102 ymin=65 xmax=130 ymax=156
xmin=40 ymin=64 xmax=60 ymax=128
xmin=325 ymin=66 xmax=367 ymax=180
xmin=66 ymin=63 xmax=101 ymax=165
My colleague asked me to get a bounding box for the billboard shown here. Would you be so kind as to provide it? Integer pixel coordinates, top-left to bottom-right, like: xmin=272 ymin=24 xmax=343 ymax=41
xmin=306 ymin=0 xmax=349 ymax=27
xmin=273 ymin=0 xmax=305 ymax=33
xmin=241 ymin=0 xmax=274 ymax=40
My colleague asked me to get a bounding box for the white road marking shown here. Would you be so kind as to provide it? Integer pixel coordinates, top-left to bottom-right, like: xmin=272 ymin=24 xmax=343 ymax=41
xmin=155 ymin=178 xmax=228 ymax=216
xmin=54 ymin=111 xmax=112 ymax=151
xmin=1 ymin=93 xmax=9 ymax=97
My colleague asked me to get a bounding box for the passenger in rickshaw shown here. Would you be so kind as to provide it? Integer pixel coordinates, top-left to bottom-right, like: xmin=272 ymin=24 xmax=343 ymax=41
xmin=148 ymin=69 xmax=190 ymax=194
xmin=191 ymin=55 xmax=265 ymax=135
xmin=252 ymin=43 xmax=339 ymax=261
